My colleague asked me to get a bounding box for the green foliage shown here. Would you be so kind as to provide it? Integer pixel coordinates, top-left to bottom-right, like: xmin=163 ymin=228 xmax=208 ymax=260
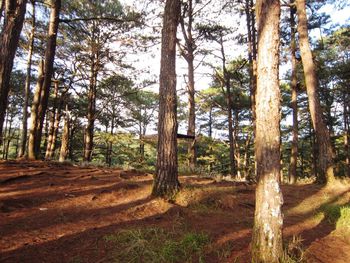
xmin=104 ymin=227 xmax=210 ymax=263
xmin=318 ymin=203 xmax=350 ymax=231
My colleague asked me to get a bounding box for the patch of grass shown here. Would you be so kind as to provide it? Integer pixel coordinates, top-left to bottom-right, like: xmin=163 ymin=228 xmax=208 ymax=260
xmin=318 ymin=203 xmax=350 ymax=230
xmin=104 ymin=227 xmax=210 ymax=263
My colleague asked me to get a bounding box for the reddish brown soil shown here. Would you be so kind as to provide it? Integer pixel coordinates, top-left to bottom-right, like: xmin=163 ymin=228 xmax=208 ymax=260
xmin=0 ymin=160 xmax=349 ymax=263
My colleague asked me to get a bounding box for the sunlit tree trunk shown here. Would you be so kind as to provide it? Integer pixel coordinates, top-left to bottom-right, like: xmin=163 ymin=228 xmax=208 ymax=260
xmin=0 ymin=0 xmax=27 ymax=143
xmin=28 ymin=0 xmax=61 ymax=159
xmin=152 ymin=0 xmax=181 ymax=199
xmin=296 ymin=0 xmax=335 ymax=184
xmin=18 ymin=0 xmax=35 ymax=158
xmin=59 ymin=103 xmax=69 ymax=162
xmin=45 ymin=81 xmax=59 ymax=159
xmin=28 ymin=60 xmax=44 ymax=159
xmin=251 ymin=0 xmax=283 ymax=262
xmin=245 ymin=0 xmax=257 ymax=178
xmin=288 ymin=1 xmax=298 ymax=184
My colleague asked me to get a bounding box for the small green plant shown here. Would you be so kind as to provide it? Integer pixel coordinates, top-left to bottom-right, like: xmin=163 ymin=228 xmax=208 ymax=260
xmin=104 ymin=227 xmax=210 ymax=263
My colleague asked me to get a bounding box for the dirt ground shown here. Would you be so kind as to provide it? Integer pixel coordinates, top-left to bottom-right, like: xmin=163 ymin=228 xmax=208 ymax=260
xmin=1 ymin=160 xmax=350 ymax=263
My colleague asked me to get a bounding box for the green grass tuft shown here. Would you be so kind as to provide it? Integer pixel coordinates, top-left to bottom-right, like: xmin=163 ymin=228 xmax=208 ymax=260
xmin=104 ymin=227 xmax=210 ymax=263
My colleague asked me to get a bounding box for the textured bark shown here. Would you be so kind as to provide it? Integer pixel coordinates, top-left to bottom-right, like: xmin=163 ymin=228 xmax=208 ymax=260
xmin=83 ymin=60 xmax=98 ymax=162
xmin=28 ymin=60 xmax=44 ymax=159
xmin=59 ymin=104 xmax=69 ymax=162
xmin=179 ymin=0 xmax=196 ymax=170
xmin=251 ymin=0 xmax=283 ymax=262
xmin=45 ymin=81 xmax=59 ymax=159
xmin=18 ymin=1 xmax=35 ymax=158
xmin=288 ymin=1 xmax=298 ymax=184
xmin=245 ymin=0 xmax=257 ymax=179
xmin=296 ymin=0 xmax=335 ymax=184
xmin=152 ymin=0 xmax=181 ymax=199
xmin=35 ymin=0 xmax=61 ymax=156
xmin=0 ymin=0 xmax=27 ymax=143
xmin=27 ymin=0 xmax=61 ymax=159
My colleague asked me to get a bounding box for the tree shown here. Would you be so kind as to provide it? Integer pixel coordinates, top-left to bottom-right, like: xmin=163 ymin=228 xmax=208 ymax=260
xmin=288 ymin=0 xmax=298 ymax=184
xmin=28 ymin=0 xmax=61 ymax=159
xmin=296 ymin=0 xmax=335 ymax=184
xmin=18 ymin=0 xmax=35 ymax=158
xmin=152 ymin=0 xmax=181 ymax=199
xmin=251 ymin=0 xmax=283 ymax=262
xmin=0 ymin=0 xmax=27 ymax=143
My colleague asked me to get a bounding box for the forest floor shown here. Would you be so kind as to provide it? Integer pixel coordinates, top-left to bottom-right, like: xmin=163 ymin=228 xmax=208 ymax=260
xmin=0 ymin=160 xmax=350 ymax=263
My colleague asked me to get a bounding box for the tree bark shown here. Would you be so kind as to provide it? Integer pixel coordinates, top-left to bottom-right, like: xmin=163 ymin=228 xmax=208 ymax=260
xmin=0 ymin=0 xmax=27 ymax=143
xmin=296 ymin=0 xmax=335 ymax=184
xmin=28 ymin=59 xmax=44 ymax=159
xmin=45 ymin=80 xmax=59 ymax=159
xmin=83 ymin=59 xmax=98 ymax=162
xmin=152 ymin=0 xmax=181 ymax=199
xmin=251 ymin=0 xmax=283 ymax=262
xmin=179 ymin=0 xmax=196 ymax=170
xmin=18 ymin=0 xmax=35 ymax=158
xmin=288 ymin=1 xmax=298 ymax=184
xmin=27 ymin=0 xmax=61 ymax=159
xmin=59 ymin=103 xmax=69 ymax=162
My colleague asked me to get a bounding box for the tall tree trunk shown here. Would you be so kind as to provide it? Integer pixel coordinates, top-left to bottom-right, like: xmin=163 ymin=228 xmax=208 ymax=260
xmin=218 ymin=34 xmax=236 ymax=177
xmin=152 ymin=0 xmax=181 ymax=199
xmin=27 ymin=0 xmax=61 ymax=159
xmin=59 ymin=103 xmax=69 ymax=162
xmin=0 ymin=0 xmax=27 ymax=143
xmin=208 ymin=105 xmax=212 ymax=138
xmin=83 ymin=60 xmax=97 ymax=162
xmin=296 ymin=0 xmax=335 ymax=184
xmin=179 ymin=0 xmax=196 ymax=170
xmin=245 ymin=0 xmax=257 ymax=178
xmin=234 ymin=109 xmax=241 ymax=179
xmin=18 ymin=0 xmax=35 ymax=158
xmin=28 ymin=59 xmax=44 ymax=159
xmin=251 ymin=0 xmax=283 ymax=262
xmin=45 ymin=80 xmax=59 ymax=159
xmin=288 ymin=1 xmax=298 ymax=184
xmin=344 ymin=90 xmax=349 ymax=177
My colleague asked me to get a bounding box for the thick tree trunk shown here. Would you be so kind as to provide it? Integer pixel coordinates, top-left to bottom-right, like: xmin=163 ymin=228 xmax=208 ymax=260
xmin=296 ymin=0 xmax=335 ymax=184
xmin=251 ymin=0 xmax=283 ymax=262
xmin=28 ymin=60 xmax=44 ymax=159
xmin=0 ymin=0 xmax=27 ymax=143
xmin=59 ymin=104 xmax=69 ymax=162
xmin=27 ymin=0 xmax=61 ymax=159
xmin=35 ymin=0 xmax=61 ymax=157
xmin=288 ymin=1 xmax=298 ymax=184
xmin=152 ymin=0 xmax=181 ymax=199
xmin=18 ymin=0 xmax=35 ymax=158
